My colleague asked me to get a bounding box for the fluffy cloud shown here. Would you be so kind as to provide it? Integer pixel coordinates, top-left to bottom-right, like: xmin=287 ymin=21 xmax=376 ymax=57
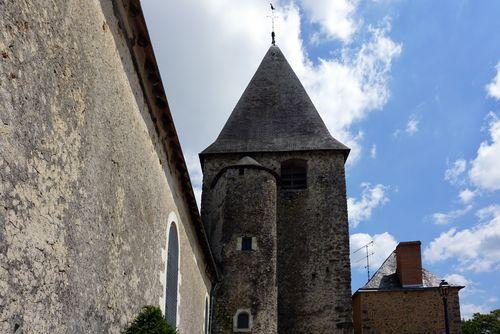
xmin=289 ymin=20 xmax=402 ymax=163
xmin=142 ymin=0 xmax=401 ymax=167
xmin=486 ymin=61 xmax=500 ymax=100
xmin=444 ymin=273 xmax=470 ymax=286
xmin=300 ymin=0 xmax=359 ymax=42
xmin=444 ymin=159 xmax=467 ymax=185
xmin=431 ymin=205 xmax=472 ymax=225
xmin=348 ymin=183 xmax=389 ymax=227
xmin=469 ymin=115 xmax=500 ymax=191
xmin=394 ymin=114 xmax=420 ymax=137
xmin=459 ymin=188 xmax=476 ymax=204
xmin=424 ymin=205 xmax=500 ymax=272
xmin=350 ymin=232 xmax=398 ymax=271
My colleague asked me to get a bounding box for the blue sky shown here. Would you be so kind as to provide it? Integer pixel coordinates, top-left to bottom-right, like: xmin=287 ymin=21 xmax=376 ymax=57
xmin=142 ymin=0 xmax=500 ymax=318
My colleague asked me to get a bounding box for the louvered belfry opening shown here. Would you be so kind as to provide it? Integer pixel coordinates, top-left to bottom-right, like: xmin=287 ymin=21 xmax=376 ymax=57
xmin=165 ymin=223 xmax=179 ymax=327
xmin=281 ymin=159 xmax=307 ymax=190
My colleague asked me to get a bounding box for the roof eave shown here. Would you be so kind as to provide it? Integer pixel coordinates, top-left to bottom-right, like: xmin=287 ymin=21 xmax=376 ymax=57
xmin=354 ymin=285 xmax=464 ymax=294
xmin=200 ymin=147 xmax=350 ymax=165
xmin=113 ymin=0 xmax=219 ymax=281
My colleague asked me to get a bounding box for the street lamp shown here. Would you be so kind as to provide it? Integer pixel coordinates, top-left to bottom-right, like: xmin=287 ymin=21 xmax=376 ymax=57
xmin=439 ymin=279 xmax=450 ymax=334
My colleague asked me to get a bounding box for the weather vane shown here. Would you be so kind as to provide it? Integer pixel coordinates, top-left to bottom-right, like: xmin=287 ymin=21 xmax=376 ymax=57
xmin=268 ymin=3 xmax=276 ymax=45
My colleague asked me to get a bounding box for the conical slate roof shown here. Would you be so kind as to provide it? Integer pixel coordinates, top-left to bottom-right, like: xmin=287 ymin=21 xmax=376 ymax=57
xmin=201 ymin=45 xmax=349 ymax=157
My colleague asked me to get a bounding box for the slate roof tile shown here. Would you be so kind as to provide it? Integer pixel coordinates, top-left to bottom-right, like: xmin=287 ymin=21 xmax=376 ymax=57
xmin=201 ymin=45 xmax=349 ymax=156
xmin=360 ymin=251 xmax=448 ymax=291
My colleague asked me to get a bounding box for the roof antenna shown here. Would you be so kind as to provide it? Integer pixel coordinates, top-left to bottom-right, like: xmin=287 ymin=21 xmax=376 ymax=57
xmin=353 ymin=240 xmax=375 ymax=283
xmin=269 ymin=3 xmax=276 ymax=45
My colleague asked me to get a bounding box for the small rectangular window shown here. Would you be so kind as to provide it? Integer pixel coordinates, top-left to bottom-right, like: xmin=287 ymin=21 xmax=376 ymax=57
xmin=237 ymin=312 xmax=250 ymax=329
xmin=241 ymin=237 xmax=252 ymax=251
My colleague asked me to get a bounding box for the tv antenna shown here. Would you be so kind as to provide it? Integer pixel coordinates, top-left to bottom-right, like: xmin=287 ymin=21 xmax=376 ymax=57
xmin=353 ymin=240 xmax=375 ymax=283
xmin=268 ymin=3 xmax=277 ymax=45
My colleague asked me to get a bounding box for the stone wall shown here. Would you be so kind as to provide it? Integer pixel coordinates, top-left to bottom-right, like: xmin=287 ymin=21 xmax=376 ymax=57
xmin=353 ymin=289 xmax=462 ymax=334
xmin=201 ymin=150 xmax=353 ymax=333
xmin=210 ymin=166 xmax=278 ymax=333
xmin=0 ymin=1 xmax=211 ymax=333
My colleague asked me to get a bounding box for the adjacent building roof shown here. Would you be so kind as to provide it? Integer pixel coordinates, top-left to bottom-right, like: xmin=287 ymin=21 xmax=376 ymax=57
xmin=201 ymin=45 xmax=349 ymax=157
xmin=360 ymin=251 xmax=442 ymax=291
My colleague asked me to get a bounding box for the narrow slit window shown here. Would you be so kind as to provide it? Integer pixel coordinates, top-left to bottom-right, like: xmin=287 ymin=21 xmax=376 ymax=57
xmin=165 ymin=223 xmax=179 ymax=327
xmin=204 ymin=297 xmax=209 ymax=334
xmin=281 ymin=159 xmax=307 ymax=190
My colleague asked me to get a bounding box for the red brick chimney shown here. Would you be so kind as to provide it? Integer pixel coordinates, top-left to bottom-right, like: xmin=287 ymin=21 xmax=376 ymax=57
xmin=396 ymin=241 xmax=423 ymax=287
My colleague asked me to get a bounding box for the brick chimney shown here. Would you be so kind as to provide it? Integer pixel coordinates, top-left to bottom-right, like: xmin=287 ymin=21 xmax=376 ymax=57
xmin=396 ymin=241 xmax=423 ymax=287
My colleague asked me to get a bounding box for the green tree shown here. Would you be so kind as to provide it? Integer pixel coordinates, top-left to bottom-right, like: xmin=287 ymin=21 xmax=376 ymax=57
xmin=462 ymin=309 xmax=500 ymax=334
xmin=123 ymin=306 xmax=177 ymax=334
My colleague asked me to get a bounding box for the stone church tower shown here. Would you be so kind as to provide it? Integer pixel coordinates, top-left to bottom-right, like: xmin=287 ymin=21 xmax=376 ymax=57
xmin=200 ymin=45 xmax=353 ymax=333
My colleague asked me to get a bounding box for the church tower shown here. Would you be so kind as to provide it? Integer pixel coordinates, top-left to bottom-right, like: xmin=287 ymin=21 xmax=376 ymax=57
xmin=200 ymin=45 xmax=353 ymax=333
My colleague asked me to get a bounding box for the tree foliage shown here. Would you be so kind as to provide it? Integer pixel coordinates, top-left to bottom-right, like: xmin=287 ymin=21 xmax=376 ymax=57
xmin=123 ymin=306 xmax=177 ymax=334
xmin=462 ymin=309 xmax=500 ymax=334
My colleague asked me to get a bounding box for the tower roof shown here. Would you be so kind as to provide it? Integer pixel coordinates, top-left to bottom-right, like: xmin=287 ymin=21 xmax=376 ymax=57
xmin=201 ymin=45 xmax=349 ymax=157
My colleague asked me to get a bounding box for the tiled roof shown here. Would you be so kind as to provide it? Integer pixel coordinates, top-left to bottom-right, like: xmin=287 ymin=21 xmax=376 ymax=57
xmin=360 ymin=252 xmax=443 ymax=291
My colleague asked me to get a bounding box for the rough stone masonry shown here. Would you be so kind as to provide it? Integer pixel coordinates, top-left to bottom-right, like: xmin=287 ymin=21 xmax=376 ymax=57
xmin=200 ymin=45 xmax=353 ymax=333
xmin=0 ymin=1 xmax=214 ymax=333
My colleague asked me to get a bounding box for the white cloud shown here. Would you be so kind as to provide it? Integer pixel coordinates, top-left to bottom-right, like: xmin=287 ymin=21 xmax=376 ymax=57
xmin=405 ymin=115 xmax=419 ymax=135
xmin=290 ymin=20 xmax=402 ymax=163
xmin=299 ymin=0 xmax=359 ymax=42
xmin=350 ymin=232 xmax=398 ymax=271
xmin=444 ymin=159 xmax=467 ymax=186
xmin=370 ymin=144 xmax=377 ymax=158
xmin=142 ymin=0 xmax=401 ymax=167
xmin=444 ymin=273 xmax=470 ymax=286
xmin=394 ymin=114 xmax=419 ymax=137
xmin=461 ymin=303 xmax=489 ymax=320
xmin=469 ymin=115 xmax=500 ymax=191
xmin=431 ymin=205 xmax=472 ymax=225
xmin=348 ymin=183 xmax=389 ymax=227
xmin=486 ymin=61 xmax=500 ymax=100
xmin=424 ymin=205 xmax=500 ymax=272
xmin=459 ymin=188 xmax=476 ymax=204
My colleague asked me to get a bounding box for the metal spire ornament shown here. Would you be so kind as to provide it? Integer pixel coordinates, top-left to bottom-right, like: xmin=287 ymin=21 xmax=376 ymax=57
xmin=269 ymin=3 xmax=276 ymax=45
